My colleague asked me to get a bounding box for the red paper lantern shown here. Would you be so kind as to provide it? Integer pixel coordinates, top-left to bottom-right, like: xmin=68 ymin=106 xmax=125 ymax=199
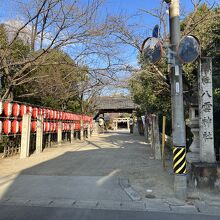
xmin=26 ymin=106 xmax=32 ymax=114
xmin=53 ymin=110 xmax=57 ymax=120
xmin=12 ymin=103 xmax=20 ymax=117
xmin=0 ymin=101 xmax=3 ymax=115
xmin=44 ymin=121 xmax=50 ymax=132
xmin=20 ymin=105 xmax=27 ymax=116
xmin=50 ymin=110 xmax=54 ymax=119
xmin=38 ymin=108 xmax=43 ymax=116
xmin=31 ymin=121 xmax=37 ymax=132
xmin=32 ymin=108 xmax=38 ymax=118
xmin=46 ymin=122 xmax=50 ymax=132
xmin=75 ymin=122 xmax=80 ymax=130
xmin=3 ymin=120 xmax=11 ymax=134
xmin=75 ymin=114 xmax=80 ymax=121
xmin=50 ymin=122 xmax=54 ymax=132
xmin=4 ymin=102 xmax=12 ymax=117
xmin=62 ymin=112 xmax=66 ymax=120
xmin=12 ymin=120 xmax=19 ymax=134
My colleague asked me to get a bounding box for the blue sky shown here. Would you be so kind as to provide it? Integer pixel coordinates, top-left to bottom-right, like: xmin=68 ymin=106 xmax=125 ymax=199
xmin=1 ymin=0 xmax=217 ymax=26
xmin=0 ymin=0 xmax=218 ymax=95
xmin=0 ymin=0 xmax=217 ymax=67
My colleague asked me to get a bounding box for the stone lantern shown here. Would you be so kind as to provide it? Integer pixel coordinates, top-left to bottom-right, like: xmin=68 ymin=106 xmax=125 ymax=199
xmin=186 ymin=101 xmax=200 ymax=163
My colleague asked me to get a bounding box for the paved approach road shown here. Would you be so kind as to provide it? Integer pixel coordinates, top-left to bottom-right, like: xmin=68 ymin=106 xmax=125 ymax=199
xmin=0 ymin=205 xmax=219 ymax=220
xmin=1 ymin=131 xmax=220 ymax=218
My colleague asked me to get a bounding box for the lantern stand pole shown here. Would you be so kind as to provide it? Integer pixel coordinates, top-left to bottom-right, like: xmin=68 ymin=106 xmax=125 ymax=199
xmin=36 ymin=115 xmax=43 ymax=154
xmin=70 ymin=124 xmax=75 ymax=144
xmin=80 ymin=118 xmax=84 ymax=141
xmin=57 ymin=121 xmax=62 ymax=145
xmin=20 ymin=113 xmax=31 ymax=159
xmin=48 ymin=132 xmax=51 ymax=147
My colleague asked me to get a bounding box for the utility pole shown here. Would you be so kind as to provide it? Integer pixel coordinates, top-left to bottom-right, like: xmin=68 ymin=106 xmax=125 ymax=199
xmin=167 ymin=0 xmax=187 ymax=199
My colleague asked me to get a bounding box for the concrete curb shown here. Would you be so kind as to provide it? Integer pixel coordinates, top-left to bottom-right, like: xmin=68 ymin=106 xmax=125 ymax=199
xmin=1 ymin=197 xmax=220 ymax=216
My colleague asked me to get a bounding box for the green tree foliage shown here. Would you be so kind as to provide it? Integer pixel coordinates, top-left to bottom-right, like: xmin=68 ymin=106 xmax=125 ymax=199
xmin=181 ymin=4 xmax=220 ymax=87
xmin=14 ymin=49 xmax=88 ymax=111
xmin=129 ymin=59 xmax=171 ymax=114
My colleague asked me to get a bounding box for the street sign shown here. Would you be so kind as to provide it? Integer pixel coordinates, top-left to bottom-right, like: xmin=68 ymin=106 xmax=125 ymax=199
xmin=152 ymin=25 xmax=159 ymax=38
xmin=177 ymin=35 xmax=200 ymax=64
xmin=141 ymin=37 xmax=163 ymax=64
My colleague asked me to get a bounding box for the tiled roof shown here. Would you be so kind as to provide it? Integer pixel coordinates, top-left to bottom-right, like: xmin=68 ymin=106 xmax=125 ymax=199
xmin=95 ymin=96 xmax=137 ymax=110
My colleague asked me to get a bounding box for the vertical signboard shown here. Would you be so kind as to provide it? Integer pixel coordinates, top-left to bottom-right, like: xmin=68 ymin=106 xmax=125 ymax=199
xmin=199 ymin=58 xmax=215 ymax=162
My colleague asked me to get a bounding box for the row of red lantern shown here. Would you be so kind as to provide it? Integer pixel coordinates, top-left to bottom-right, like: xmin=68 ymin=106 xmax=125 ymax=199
xmin=0 ymin=120 xmax=21 ymax=135
xmin=0 ymin=102 xmax=32 ymax=117
xmin=82 ymin=115 xmax=93 ymax=122
xmin=0 ymin=120 xmax=83 ymax=135
xmin=0 ymin=102 xmax=91 ymax=122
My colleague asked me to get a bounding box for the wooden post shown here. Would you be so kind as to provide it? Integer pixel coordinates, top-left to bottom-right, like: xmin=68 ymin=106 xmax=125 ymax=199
xmin=57 ymin=121 xmax=62 ymax=145
xmin=20 ymin=114 xmax=31 ymax=159
xmin=162 ymin=116 xmax=166 ymax=169
xmin=87 ymin=124 xmax=91 ymax=139
xmin=153 ymin=114 xmax=161 ymax=160
xmin=36 ymin=115 xmax=44 ymax=154
xmin=70 ymin=124 xmax=75 ymax=143
xmin=80 ymin=119 xmax=84 ymax=141
xmin=47 ymin=132 xmax=51 ymax=147
xmin=127 ymin=118 xmax=130 ymax=130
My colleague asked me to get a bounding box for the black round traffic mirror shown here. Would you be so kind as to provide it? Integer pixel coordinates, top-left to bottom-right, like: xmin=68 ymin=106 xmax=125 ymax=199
xmin=177 ymin=35 xmax=200 ymax=64
xmin=141 ymin=37 xmax=163 ymax=64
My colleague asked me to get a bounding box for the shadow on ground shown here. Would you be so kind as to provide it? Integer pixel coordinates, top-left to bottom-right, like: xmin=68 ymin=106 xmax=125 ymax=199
xmin=0 ymin=132 xmax=175 ymax=203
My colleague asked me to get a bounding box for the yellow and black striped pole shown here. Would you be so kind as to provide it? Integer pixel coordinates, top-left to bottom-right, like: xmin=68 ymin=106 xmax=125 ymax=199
xmin=173 ymin=146 xmax=186 ymax=174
